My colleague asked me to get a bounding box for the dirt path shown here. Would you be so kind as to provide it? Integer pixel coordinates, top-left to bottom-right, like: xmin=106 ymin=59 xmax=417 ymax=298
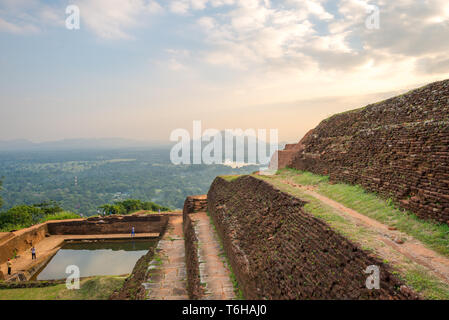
xmin=190 ymin=212 xmax=236 ymax=300
xmin=142 ymin=214 xmax=189 ymax=300
xmin=283 ymin=179 xmax=449 ymax=285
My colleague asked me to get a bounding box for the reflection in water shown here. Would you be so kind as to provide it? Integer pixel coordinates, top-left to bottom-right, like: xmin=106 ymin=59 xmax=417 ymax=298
xmin=35 ymin=240 xmax=156 ymax=280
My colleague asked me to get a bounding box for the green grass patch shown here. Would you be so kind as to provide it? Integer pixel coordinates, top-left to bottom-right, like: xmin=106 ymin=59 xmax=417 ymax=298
xmin=0 ymin=276 xmax=126 ymax=300
xmin=281 ymin=168 xmax=330 ymax=185
xmin=401 ymin=267 xmax=449 ymax=300
xmin=257 ymin=175 xmax=378 ymax=251
xmin=276 ymin=168 xmax=449 ymax=258
xmin=256 ymin=170 xmax=449 ymax=300
xmin=220 ymin=175 xmax=242 ymax=182
xmin=39 ymin=211 xmax=81 ymax=222
xmin=0 ymin=211 xmax=81 ymax=232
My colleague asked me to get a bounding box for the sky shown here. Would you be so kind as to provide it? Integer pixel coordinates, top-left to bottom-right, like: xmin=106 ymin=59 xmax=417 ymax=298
xmin=0 ymin=0 xmax=449 ymax=144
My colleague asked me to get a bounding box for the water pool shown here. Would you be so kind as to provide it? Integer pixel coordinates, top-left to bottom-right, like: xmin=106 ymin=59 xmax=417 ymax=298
xmin=33 ymin=240 xmax=156 ymax=280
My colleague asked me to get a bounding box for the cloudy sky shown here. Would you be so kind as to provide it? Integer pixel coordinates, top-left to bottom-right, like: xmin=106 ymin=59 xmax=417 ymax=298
xmin=0 ymin=0 xmax=448 ymax=143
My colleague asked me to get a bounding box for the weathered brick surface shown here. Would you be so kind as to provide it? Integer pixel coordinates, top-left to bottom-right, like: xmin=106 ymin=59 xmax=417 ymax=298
xmin=183 ymin=195 xmax=208 ymax=216
xmin=288 ymin=79 xmax=449 ymax=225
xmin=142 ymin=214 xmax=188 ymax=300
xmin=0 ymin=223 xmax=48 ymax=265
xmin=110 ymin=245 xmax=157 ymax=300
xmin=183 ymin=210 xmax=203 ymax=299
xmin=183 ymin=195 xmax=209 ymax=298
xmin=47 ymin=214 xmax=169 ymax=235
xmin=190 ymin=211 xmax=236 ymax=300
xmin=183 ymin=194 xmax=235 ymax=300
xmin=207 ymin=175 xmax=418 ymax=300
xmin=270 ymin=129 xmax=315 ymax=170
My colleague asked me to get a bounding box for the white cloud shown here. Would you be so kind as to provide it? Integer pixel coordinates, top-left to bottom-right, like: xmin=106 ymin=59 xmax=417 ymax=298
xmin=190 ymin=0 xmax=209 ymax=10
xmin=0 ymin=17 xmax=39 ymax=34
xmin=195 ymin=0 xmax=322 ymax=70
xmin=416 ymin=55 xmax=449 ymax=75
xmin=152 ymin=48 xmax=192 ymax=71
xmin=168 ymin=0 xmax=234 ymax=15
xmin=78 ymin=0 xmax=163 ymax=39
xmin=169 ymin=1 xmax=190 ymax=15
xmin=0 ymin=0 xmax=163 ymax=39
xmin=189 ymin=0 xmax=449 ymax=79
xmin=0 ymin=0 xmax=62 ymax=34
xmin=1 ymin=0 xmax=448 ymax=79
xmin=287 ymin=0 xmax=334 ymax=20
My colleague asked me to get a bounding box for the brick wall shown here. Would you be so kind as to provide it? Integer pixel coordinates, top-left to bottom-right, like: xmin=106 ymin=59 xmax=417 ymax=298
xmin=0 ymin=223 xmax=48 ymax=265
xmin=289 ymin=79 xmax=449 ymax=225
xmin=270 ymin=129 xmax=314 ymax=170
xmin=207 ymin=175 xmax=418 ymax=300
xmin=47 ymin=215 xmax=169 ymax=235
xmin=182 ymin=195 xmax=208 ymax=299
xmin=183 ymin=195 xmax=207 ymax=216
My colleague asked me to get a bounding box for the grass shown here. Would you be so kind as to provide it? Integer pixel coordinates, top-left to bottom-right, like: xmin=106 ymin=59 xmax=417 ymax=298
xmin=274 ymin=168 xmax=449 ymax=258
xmin=402 ymin=267 xmax=449 ymax=300
xmin=254 ymin=170 xmax=449 ymax=300
xmin=220 ymin=175 xmax=242 ymax=182
xmin=322 ymin=105 xmax=367 ymax=123
xmin=0 ymin=276 xmax=126 ymax=300
xmin=288 ymin=170 xmax=330 ymax=185
xmin=0 ymin=212 xmax=81 ymax=232
xmin=0 ymin=224 xmax=29 ymax=232
xmin=39 ymin=212 xmax=81 ymax=222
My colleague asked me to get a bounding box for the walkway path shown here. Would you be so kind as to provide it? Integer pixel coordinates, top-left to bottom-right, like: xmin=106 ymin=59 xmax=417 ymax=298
xmin=190 ymin=212 xmax=235 ymax=300
xmin=283 ymin=179 xmax=449 ymax=286
xmin=143 ymin=214 xmax=188 ymax=300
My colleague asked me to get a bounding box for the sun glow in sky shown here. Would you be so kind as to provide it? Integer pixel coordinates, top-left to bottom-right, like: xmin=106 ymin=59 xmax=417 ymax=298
xmin=1 ymin=0 xmax=449 ymax=143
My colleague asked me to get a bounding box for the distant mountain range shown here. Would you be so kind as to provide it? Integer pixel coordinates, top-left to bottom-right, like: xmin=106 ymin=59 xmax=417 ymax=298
xmin=0 ymin=138 xmax=170 ymax=151
xmin=0 ymin=135 xmax=288 ymax=154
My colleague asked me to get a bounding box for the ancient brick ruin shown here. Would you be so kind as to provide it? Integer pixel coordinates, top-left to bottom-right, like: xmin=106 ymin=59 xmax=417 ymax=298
xmin=277 ymin=79 xmax=449 ymax=225
xmin=47 ymin=215 xmax=168 ymax=235
xmin=207 ymin=175 xmax=418 ymax=299
xmin=183 ymin=195 xmax=208 ymax=216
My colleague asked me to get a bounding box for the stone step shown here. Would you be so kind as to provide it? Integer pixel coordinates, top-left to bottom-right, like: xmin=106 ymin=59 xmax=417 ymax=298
xmin=190 ymin=212 xmax=236 ymax=300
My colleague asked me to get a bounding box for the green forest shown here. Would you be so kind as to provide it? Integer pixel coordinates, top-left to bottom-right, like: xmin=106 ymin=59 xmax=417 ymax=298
xmin=98 ymin=199 xmax=170 ymax=215
xmin=0 ymin=148 xmax=258 ymax=217
xmin=0 ymin=200 xmax=80 ymax=232
xmin=0 ymin=198 xmax=171 ymax=232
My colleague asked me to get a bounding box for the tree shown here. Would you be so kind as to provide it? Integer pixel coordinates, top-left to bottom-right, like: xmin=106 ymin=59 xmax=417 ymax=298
xmin=98 ymin=204 xmax=125 ymax=216
xmin=0 ymin=205 xmax=40 ymax=230
xmin=120 ymin=199 xmax=142 ymax=213
xmin=97 ymin=199 xmax=170 ymax=216
xmin=0 ymin=201 xmax=67 ymax=231
xmin=33 ymin=201 xmax=63 ymax=215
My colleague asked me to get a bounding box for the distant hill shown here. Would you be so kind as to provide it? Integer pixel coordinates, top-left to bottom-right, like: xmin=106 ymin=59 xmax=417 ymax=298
xmin=0 ymin=138 xmax=170 ymax=151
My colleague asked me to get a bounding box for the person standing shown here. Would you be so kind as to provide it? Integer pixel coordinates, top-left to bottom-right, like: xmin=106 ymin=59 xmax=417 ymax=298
xmin=131 ymin=226 xmax=135 ymax=238
xmin=31 ymin=246 xmax=36 ymax=260
xmin=7 ymin=258 xmax=12 ymax=275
